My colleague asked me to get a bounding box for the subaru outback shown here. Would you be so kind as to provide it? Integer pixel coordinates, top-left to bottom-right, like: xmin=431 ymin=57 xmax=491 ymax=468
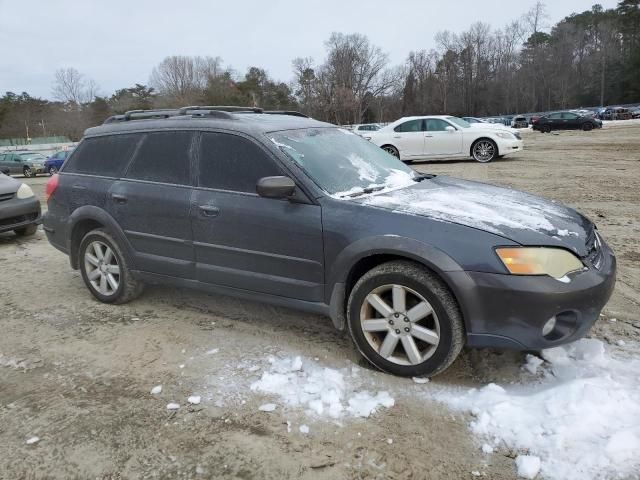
xmin=43 ymin=106 xmax=616 ymax=377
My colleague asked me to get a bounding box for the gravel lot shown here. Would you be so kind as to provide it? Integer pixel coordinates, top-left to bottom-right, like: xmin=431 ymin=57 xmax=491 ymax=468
xmin=1 ymin=123 xmax=638 ymax=479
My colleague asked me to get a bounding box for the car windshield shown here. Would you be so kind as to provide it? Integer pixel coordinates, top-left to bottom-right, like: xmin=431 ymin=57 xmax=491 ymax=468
xmin=19 ymin=153 xmax=46 ymax=161
xmin=446 ymin=117 xmax=471 ymax=128
xmin=270 ymin=128 xmax=418 ymax=197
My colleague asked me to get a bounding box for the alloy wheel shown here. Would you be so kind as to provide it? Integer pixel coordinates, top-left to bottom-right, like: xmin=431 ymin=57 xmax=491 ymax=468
xmin=473 ymin=141 xmax=495 ymax=162
xmin=84 ymin=240 xmax=120 ymax=296
xmin=359 ymin=284 xmax=440 ymax=366
xmin=23 ymin=167 xmax=33 ymax=178
xmin=383 ymin=146 xmax=399 ymax=158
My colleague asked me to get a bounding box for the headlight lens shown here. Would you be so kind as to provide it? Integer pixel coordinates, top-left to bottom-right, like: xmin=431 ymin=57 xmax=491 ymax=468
xmin=496 ymin=132 xmax=515 ymax=139
xmin=16 ymin=183 xmax=35 ymax=199
xmin=496 ymin=247 xmax=584 ymax=279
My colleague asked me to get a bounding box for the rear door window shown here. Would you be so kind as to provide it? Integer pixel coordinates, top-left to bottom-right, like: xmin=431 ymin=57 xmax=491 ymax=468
xmin=198 ymin=132 xmax=282 ymax=193
xmin=125 ymin=131 xmax=193 ymax=185
xmin=63 ymin=134 xmax=141 ymax=177
xmin=394 ymin=119 xmax=424 ymax=133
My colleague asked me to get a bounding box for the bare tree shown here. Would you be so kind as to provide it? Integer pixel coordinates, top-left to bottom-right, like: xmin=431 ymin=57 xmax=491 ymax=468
xmin=149 ymin=55 xmax=223 ymax=104
xmin=52 ymin=68 xmax=99 ymax=105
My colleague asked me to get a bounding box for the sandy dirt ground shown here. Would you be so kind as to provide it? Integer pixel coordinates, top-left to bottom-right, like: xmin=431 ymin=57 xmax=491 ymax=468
xmin=1 ymin=123 xmax=638 ymax=479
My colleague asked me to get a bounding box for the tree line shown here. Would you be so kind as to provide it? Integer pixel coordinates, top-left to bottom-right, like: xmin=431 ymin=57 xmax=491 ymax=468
xmin=0 ymin=0 xmax=638 ymax=141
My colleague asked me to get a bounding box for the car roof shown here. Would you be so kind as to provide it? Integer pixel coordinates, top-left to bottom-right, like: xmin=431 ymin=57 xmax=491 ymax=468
xmin=85 ymin=109 xmax=333 ymax=138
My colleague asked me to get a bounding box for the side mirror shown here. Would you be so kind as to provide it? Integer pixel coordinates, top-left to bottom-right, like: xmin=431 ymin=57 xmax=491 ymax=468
xmin=445 ymin=126 xmax=455 ymax=133
xmin=256 ymin=176 xmax=296 ymax=199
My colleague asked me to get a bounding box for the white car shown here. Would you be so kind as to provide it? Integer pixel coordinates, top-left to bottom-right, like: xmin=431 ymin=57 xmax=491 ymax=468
xmin=364 ymin=115 xmax=523 ymax=163
xmin=349 ymin=123 xmax=382 ymax=136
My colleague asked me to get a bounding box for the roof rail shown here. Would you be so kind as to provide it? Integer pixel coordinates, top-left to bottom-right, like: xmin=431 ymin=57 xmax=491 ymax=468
xmin=103 ymin=109 xmax=179 ymax=124
xmin=178 ymin=105 xmax=263 ymax=115
xmin=263 ymin=110 xmax=309 ymax=118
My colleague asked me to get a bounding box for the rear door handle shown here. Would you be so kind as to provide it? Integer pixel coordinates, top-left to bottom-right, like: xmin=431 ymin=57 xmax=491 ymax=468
xmin=111 ymin=193 xmax=128 ymax=204
xmin=425 ymin=135 xmax=433 ymax=138
xmin=393 ymin=135 xmax=401 ymax=139
xmin=199 ymin=205 xmax=220 ymax=217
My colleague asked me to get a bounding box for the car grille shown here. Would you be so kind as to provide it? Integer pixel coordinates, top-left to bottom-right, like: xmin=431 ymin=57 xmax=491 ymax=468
xmin=584 ymin=229 xmax=604 ymax=269
xmin=513 ymin=132 xmax=522 ymax=140
xmin=0 ymin=212 xmax=38 ymax=228
xmin=0 ymin=192 xmax=15 ymax=202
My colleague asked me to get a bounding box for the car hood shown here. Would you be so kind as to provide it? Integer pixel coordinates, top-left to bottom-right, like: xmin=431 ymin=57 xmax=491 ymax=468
xmin=356 ymin=176 xmax=593 ymax=256
xmin=0 ymin=173 xmax=20 ymax=195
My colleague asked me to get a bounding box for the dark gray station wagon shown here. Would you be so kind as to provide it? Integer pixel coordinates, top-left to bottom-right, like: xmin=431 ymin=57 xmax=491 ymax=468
xmin=43 ymin=106 xmax=616 ymax=377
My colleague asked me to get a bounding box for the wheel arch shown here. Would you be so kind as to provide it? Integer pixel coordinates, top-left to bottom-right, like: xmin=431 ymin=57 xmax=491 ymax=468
xmin=67 ymin=206 xmax=135 ymax=270
xmin=380 ymin=144 xmax=401 ymax=159
xmin=327 ymin=236 xmax=467 ymax=331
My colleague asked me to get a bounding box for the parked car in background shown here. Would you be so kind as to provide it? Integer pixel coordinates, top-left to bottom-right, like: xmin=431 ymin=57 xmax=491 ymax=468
xmin=598 ymin=107 xmax=632 ymax=120
xmin=0 ymin=151 xmax=47 ymax=177
xmin=532 ymin=111 xmax=602 ymax=132
xmin=44 ymin=148 xmax=75 ymax=175
xmin=0 ymin=172 xmax=41 ymax=236
xmin=511 ymin=115 xmax=529 ymax=128
xmin=462 ymin=117 xmax=507 ymax=129
xmin=350 ymin=124 xmax=382 ymax=136
xmin=629 ymin=107 xmax=640 ymax=119
xmin=366 ymin=115 xmax=523 ymax=163
xmin=43 ymin=105 xmax=615 ymax=377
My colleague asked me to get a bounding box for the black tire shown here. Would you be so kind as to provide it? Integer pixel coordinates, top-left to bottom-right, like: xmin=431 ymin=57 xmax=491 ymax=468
xmin=23 ymin=167 xmax=33 ymax=178
xmin=347 ymin=261 xmax=464 ymax=377
xmin=14 ymin=224 xmax=38 ymax=236
xmin=382 ymin=145 xmax=400 ymax=159
xmin=582 ymin=122 xmax=593 ymax=131
xmin=542 ymin=125 xmax=551 ymax=133
xmin=78 ymin=228 xmax=144 ymax=304
xmin=471 ymin=138 xmax=498 ymax=163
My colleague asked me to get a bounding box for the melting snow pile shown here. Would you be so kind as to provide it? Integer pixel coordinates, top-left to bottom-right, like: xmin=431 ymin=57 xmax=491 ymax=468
xmin=250 ymin=356 xmax=394 ymax=419
xmin=435 ymin=339 xmax=640 ymax=480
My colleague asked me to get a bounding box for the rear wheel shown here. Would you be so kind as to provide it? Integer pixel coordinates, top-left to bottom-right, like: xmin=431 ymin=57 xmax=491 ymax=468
xmin=78 ymin=229 xmax=144 ymax=304
xmin=347 ymin=261 xmax=464 ymax=377
xmin=471 ymin=139 xmax=498 ymax=163
xmin=382 ymin=145 xmax=400 ymax=159
xmin=582 ymin=122 xmax=593 ymax=131
xmin=48 ymin=166 xmax=58 ymax=175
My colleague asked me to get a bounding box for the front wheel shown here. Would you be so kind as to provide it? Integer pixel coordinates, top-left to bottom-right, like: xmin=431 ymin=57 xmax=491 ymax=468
xmin=542 ymin=125 xmax=551 ymax=133
xmin=471 ymin=139 xmax=498 ymax=163
xmin=23 ymin=167 xmax=33 ymax=178
xmin=48 ymin=166 xmax=58 ymax=175
xmin=347 ymin=261 xmax=464 ymax=377
xmin=382 ymin=145 xmax=400 ymax=159
xmin=79 ymin=229 xmax=144 ymax=304
xmin=582 ymin=122 xmax=593 ymax=131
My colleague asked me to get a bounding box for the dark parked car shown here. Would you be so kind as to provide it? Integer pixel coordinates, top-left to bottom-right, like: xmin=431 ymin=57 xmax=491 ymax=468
xmin=0 ymin=151 xmax=47 ymax=177
xmin=44 ymin=148 xmax=75 ymax=175
xmin=0 ymin=172 xmax=41 ymax=236
xmin=43 ymin=106 xmax=616 ymax=377
xmin=532 ymin=111 xmax=603 ymax=132
xmin=598 ymin=107 xmax=632 ymax=121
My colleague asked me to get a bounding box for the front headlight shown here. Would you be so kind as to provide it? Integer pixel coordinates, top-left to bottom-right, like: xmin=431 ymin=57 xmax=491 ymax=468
xmin=16 ymin=183 xmax=35 ymax=199
xmin=496 ymin=247 xmax=584 ymax=279
xmin=495 ymin=132 xmax=515 ymax=139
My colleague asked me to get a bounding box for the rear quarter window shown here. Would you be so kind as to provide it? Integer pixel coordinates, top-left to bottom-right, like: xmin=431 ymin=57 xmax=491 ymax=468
xmin=63 ymin=134 xmax=140 ymax=177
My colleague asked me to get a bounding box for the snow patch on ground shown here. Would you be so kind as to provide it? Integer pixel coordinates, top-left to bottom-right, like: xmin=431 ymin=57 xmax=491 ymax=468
xmin=434 ymin=339 xmax=640 ymax=480
xmin=250 ymin=356 xmax=394 ymax=419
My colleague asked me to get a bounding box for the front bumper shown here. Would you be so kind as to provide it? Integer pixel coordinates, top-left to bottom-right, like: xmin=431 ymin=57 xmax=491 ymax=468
xmin=496 ymin=137 xmax=524 ymax=156
xmin=0 ymin=196 xmax=41 ymax=233
xmin=448 ymin=241 xmax=616 ymax=350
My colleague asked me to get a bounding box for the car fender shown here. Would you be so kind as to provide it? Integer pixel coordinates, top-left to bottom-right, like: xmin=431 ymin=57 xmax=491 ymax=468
xmin=327 ymin=234 xmax=464 ymax=329
xmin=66 ymin=205 xmax=137 ymax=269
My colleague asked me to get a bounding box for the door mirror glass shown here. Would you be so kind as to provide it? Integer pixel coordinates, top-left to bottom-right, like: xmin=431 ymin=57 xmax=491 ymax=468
xmin=256 ymin=176 xmax=296 ymax=199
xmin=445 ymin=126 xmax=455 ymax=133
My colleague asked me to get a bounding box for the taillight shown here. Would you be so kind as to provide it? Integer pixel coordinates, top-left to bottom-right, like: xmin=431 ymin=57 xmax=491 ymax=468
xmin=45 ymin=174 xmax=59 ymax=202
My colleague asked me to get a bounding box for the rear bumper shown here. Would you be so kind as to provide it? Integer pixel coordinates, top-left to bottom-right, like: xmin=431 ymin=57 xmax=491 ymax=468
xmin=449 ymin=241 xmax=616 ymax=350
xmin=0 ymin=197 xmax=41 ymax=233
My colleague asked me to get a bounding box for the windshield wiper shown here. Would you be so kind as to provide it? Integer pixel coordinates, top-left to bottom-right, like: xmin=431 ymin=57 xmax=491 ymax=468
xmin=413 ymin=173 xmax=436 ymax=182
xmin=342 ymin=185 xmax=386 ymax=198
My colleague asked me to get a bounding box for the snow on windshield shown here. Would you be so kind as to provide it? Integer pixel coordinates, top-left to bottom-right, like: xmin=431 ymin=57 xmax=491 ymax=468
xmin=270 ymin=128 xmax=416 ymax=197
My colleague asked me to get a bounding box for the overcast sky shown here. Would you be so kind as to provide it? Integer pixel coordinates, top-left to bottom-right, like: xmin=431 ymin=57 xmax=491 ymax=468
xmin=0 ymin=0 xmax=619 ymax=100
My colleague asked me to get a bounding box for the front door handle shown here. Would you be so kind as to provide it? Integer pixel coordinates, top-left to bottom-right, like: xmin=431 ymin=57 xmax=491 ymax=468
xmin=111 ymin=193 xmax=128 ymax=204
xmin=425 ymin=135 xmax=433 ymax=138
xmin=393 ymin=135 xmax=401 ymax=139
xmin=199 ymin=205 xmax=220 ymax=217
